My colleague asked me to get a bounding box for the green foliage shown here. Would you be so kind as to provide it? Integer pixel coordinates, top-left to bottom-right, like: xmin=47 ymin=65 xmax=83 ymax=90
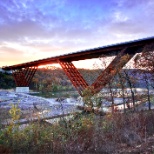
xmin=31 ymin=68 xmax=75 ymax=94
xmin=101 ymin=113 xmax=113 ymax=132
xmin=0 ymin=109 xmax=95 ymax=153
xmin=9 ymin=104 xmax=21 ymax=122
xmin=82 ymin=86 xmax=102 ymax=111
xmin=0 ymin=72 xmax=15 ymax=89
xmin=0 ymin=109 xmax=154 ymax=153
xmin=150 ymin=95 xmax=154 ymax=103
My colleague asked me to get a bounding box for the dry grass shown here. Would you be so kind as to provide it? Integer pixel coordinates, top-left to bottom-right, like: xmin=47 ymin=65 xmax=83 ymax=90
xmin=0 ymin=109 xmax=154 ymax=153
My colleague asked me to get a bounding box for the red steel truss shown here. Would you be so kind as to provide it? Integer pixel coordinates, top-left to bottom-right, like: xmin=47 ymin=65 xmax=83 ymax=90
xmin=58 ymin=46 xmax=142 ymax=96
xmin=58 ymin=60 xmax=89 ymax=95
xmin=12 ymin=67 xmax=37 ymax=87
xmin=91 ymin=47 xmax=138 ymax=94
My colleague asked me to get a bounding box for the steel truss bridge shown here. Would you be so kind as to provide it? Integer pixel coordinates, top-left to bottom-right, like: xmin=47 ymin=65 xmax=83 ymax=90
xmin=2 ymin=37 xmax=154 ymax=96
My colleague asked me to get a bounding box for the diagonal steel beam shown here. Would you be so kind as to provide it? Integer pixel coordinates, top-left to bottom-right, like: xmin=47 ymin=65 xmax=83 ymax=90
xmin=12 ymin=67 xmax=37 ymax=87
xmin=92 ymin=46 xmax=142 ymax=94
xmin=58 ymin=60 xmax=89 ymax=96
xmin=25 ymin=67 xmax=37 ymax=85
xmin=12 ymin=69 xmax=28 ymax=87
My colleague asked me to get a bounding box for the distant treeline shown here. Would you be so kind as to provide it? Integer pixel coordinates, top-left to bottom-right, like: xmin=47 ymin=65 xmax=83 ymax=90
xmin=30 ymin=68 xmax=153 ymax=93
xmin=0 ymin=72 xmax=15 ymax=89
xmin=0 ymin=68 xmax=153 ymax=91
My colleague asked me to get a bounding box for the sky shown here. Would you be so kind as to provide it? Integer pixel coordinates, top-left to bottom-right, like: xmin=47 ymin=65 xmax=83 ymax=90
xmin=0 ymin=0 xmax=154 ymax=68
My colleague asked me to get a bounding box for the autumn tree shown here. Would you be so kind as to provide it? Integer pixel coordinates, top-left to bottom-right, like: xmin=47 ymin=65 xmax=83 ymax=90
xmin=116 ymin=71 xmax=127 ymax=112
xmin=134 ymin=43 xmax=154 ymax=72
xmin=134 ymin=43 xmax=154 ymax=110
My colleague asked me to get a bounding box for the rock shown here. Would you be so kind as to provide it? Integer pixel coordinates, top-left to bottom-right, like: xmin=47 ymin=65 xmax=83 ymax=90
xmin=66 ymin=98 xmax=76 ymax=104
xmin=56 ymin=97 xmax=65 ymax=102
xmin=0 ymin=90 xmax=8 ymax=95
xmin=76 ymin=96 xmax=84 ymax=106
xmin=122 ymin=129 xmax=142 ymax=146
xmin=0 ymin=90 xmax=80 ymax=122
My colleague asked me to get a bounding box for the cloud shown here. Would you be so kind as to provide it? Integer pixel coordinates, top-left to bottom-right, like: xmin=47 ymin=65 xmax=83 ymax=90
xmin=102 ymin=0 xmax=154 ymax=41
xmin=0 ymin=46 xmax=25 ymax=66
xmin=0 ymin=0 xmax=110 ymax=45
xmin=117 ymin=0 xmax=153 ymax=8
xmin=0 ymin=0 xmax=154 ymax=67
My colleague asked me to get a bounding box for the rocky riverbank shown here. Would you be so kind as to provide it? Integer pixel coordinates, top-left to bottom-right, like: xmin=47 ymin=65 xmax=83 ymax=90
xmin=0 ymin=90 xmax=83 ymax=124
xmin=1 ymin=89 xmax=153 ymax=124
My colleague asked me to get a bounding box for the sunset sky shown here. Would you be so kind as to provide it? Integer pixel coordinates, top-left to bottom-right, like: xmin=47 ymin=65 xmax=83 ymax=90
xmin=0 ymin=0 xmax=154 ymax=68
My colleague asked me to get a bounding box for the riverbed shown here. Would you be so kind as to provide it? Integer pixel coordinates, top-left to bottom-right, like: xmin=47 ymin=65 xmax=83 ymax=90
xmin=0 ymin=89 xmax=153 ymax=124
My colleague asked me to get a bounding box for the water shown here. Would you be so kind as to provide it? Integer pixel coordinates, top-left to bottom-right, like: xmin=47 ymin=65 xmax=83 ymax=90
xmin=30 ymin=90 xmax=79 ymax=98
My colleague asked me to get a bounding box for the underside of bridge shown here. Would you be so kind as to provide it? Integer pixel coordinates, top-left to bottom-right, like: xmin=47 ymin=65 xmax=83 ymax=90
xmin=2 ymin=37 xmax=154 ymax=95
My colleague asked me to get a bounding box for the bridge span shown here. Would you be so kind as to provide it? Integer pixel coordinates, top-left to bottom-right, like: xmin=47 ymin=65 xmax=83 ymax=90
xmin=2 ymin=37 xmax=154 ymax=95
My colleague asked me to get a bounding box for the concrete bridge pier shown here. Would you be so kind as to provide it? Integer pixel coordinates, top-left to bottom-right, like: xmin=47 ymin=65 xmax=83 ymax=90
xmin=16 ymin=87 xmax=29 ymax=93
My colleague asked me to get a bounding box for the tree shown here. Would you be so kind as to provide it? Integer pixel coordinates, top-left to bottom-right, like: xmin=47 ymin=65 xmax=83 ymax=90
xmin=123 ymin=69 xmax=136 ymax=110
xmin=134 ymin=43 xmax=154 ymax=72
xmin=134 ymin=43 xmax=154 ymax=110
xmin=0 ymin=72 xmax=15 ymax=89
xmin=117 ymin=71 xmax=127 ymax=112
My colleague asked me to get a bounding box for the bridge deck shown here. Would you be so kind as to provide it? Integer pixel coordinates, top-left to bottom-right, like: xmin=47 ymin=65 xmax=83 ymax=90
xmin=2 ymin=36 xmax=154 ymax=70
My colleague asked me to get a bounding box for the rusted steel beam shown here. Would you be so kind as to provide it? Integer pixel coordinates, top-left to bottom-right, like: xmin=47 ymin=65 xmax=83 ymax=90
xmin=92 ymin=46 xmax=142 ymax=94
xmin=25 ymin=67 xmax=37 ymax=85
xmin=12 ymin=67 xmax=37 ymax=87
xmin=12 ymin=69 xmax=28 ymax=87
xmin=58 ymin=60 xmax=89 ymax=96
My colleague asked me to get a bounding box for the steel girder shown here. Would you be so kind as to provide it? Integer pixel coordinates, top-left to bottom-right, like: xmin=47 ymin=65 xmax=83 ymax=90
xmin=92 ymin=46 xmax=143 ymax=93
xmin=12 ymin=67 xmax=37 ymax=87
xmin=92 ymin=47 xmax=133 ymax=93
xmin=58 ymin=60 xmax=89 ymax=95
xmin=92 ymin=46 xmax=142 ymax=94
xmin=59 ymin=46 xmax=142 ymax=96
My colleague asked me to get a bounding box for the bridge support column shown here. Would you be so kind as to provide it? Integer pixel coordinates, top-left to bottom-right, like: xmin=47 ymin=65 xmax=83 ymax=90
xmin=58 ymin=60 xmax=89 ymax=96
xmin=12 ymin=67 xmax=37 ymax=92
xmin=16 ymin=87 xmax=30 ymax=93
xmin=92 ymin=46 xmax=140 ymax=94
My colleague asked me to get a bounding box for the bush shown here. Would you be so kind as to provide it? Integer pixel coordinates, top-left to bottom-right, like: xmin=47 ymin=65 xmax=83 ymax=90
xmin=0 ymin=108 xmax=154 ymax=153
